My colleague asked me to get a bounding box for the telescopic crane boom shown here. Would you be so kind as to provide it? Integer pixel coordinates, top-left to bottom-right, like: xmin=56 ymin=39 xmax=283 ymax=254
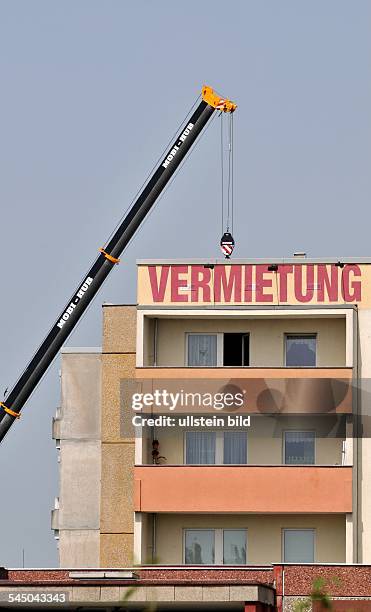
xmin=0 ymin=85 xmax=236 ymax=443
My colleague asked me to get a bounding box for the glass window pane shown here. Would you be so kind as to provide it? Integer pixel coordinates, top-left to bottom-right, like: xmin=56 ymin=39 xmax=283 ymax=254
xmin=286 ymin=335 xmax=316 ymax=367
xmin=223 ymin=431 xmax=247 ymax=464
xmin=284 ymin=529 xmax=314 ymax=563
xmin=185 ymin=530 xmax=214 ymax=564
xmin=223 ymin=530 xmax=247 ymax=564
xmin=188 ymin=334 xmax=217 ymax=367
xmin=186 ymin=432 xmax=216 ymax=464
xmin=285 ymin=431 xmax=315 ymax=464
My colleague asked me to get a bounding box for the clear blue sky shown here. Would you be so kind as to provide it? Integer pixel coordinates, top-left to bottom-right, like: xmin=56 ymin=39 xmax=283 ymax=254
xmin=0 ymin=0 xmax=370 ymax=566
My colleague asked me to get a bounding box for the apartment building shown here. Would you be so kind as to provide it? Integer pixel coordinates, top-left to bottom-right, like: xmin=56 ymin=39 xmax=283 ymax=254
xmin=52 ymin=258 xmax=371 ymax=572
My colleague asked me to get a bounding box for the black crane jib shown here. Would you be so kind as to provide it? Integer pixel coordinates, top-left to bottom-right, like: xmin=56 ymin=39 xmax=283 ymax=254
xmin=0 ymin=85 xmax=236 ymax=443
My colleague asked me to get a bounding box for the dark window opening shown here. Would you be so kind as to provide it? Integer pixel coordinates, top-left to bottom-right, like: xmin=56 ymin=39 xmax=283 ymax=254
xmin=223 ymin=333 xmax=249 ymax=366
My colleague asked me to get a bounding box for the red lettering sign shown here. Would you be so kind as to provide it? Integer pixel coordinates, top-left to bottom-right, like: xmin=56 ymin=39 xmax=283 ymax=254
xmin=145 ymin=264 xmax=363 ymax=305
xmin=171 ymin=266 xmax=189 ymax=302
xmin=148 ymin=265 xmax=170 ymax=302
xmin=214 ymin=266 xmax=242 ymax=302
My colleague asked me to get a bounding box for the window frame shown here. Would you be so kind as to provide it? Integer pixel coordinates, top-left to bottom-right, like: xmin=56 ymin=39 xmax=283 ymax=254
xmin=184 ymin=430 xmax=248 ymax=465
xmin=223 ymin=332 xmax=250 ymax=367
xmin=185 ymin=332 xmax=250 ymax=367
xmin=282 ymin=528 xmax=316 ymax=563
xmin=283 ymin=430 xmax=316 ymax=465
xmin=183 ymin=528 xmax=247 ymax=565
xmin=183 ymin=528 xmax=215 ymax=565
xmin=184 ymin=430 xmax=217 ymax=465
xmin=222 ymin=528 xmax=248 ymax=565
xmin=284 ymin=333 xmax=317 ymax=367
xmin=185 ymin=332 xmax=223 ymax=367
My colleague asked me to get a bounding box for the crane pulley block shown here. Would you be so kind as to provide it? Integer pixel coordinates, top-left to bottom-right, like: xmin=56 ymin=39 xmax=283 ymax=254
xmin=202 ymin=86 xmax=237 ymax=113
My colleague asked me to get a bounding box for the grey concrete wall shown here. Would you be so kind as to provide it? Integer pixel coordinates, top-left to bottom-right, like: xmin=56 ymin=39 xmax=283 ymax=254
xmin=59 ymin=530 xmax=100 ymax=567
xmin=54 ymin=350 xmax=102 ymax=568
xmin=59 ymin=440 xmax=101 ymax=530
xmin=60 ymin=352 xmax=101 ymax=440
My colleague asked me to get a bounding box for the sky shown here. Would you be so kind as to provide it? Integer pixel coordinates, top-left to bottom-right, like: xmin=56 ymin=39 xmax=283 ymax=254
xmin=0 ymin=0 xmax=370 ymax=567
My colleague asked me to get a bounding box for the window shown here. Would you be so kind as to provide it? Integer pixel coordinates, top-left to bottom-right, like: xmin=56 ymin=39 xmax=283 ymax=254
xmin=283 ymin=529 xmax=315 ymax=563
xmin=186 ymin=332 xmax=249 ymax=367
xmin=184 ymin=529 xmax=214 ymax=564
xmin=187 ymin=334 xmax=218 ymax=367
xmin=223 ymin=431 xmax=248 ymax=464
xmin=184 ymin=529 xmax=247 ymax=565
xmin=185 ymin=432 xmax=216 ymax=464
xmin=223 ymin=333 xmax=249 ymax=366
xmin=185 ymin=431 xmax=248 ymax=464
xmin=284 ymin=431 xmax=315 ymax=464
xmin=285 ymin=334 xmax=316 ymax=367
xmin=223 ymin=529 xmax=247 ymax=564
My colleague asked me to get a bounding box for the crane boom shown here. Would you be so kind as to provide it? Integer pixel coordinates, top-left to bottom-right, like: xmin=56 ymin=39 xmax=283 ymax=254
xmin=0 ymin=85 xmax=236 ymax=443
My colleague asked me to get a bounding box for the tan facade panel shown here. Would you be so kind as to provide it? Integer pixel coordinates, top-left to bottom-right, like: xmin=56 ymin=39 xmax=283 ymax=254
xmin=100 ymin=533 xmax=133 ymax=567
xmin=101 ymin=443 xmax=134 ymax=533
xmin=103 ymin=305 xmax=137 ymax=353
xmin=101 ymin=353 xmax=135 ymax=441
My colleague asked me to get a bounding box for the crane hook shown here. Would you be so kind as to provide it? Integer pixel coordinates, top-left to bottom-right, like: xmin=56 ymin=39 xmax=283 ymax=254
xmin=220 ymin=231 xmax=235 ymax=259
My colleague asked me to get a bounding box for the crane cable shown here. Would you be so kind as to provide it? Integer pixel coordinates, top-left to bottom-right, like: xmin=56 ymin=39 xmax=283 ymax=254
xmin=220 ymin=112 xmax=235 ymax=258
xmin=227 ymin=111 xmax=234 ymax=234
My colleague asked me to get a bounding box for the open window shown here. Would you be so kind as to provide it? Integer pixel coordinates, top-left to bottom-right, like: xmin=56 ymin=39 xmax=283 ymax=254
xmin=186 ymin=333 xmax=249 ymax=367
xmin=223 ymin=333 xmax=249 ymax=366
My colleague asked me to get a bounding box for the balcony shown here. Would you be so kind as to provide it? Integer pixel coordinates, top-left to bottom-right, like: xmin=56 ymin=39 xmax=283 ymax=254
xmin=134 ymin=465 xmax=352 ymax=514
xmin=135 ymin=368 xmax=353 ymax=414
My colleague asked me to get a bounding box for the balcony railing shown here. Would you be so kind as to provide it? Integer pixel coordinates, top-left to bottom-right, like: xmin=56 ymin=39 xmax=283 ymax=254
xmin=134 ymin=368 xmax=353 ymax=414
xmin=134 ymin=465 xmax=352 ymax=514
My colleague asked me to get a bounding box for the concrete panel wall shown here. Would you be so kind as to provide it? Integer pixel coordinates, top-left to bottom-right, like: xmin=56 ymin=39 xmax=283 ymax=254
xmin=57 ymin=351 xmax=102 ymax=567
xmin=59 ymin=530 xmax=100 ymax=568
xmin=59 ymin=441 xmax=101 ymax=529
xmin=153 ymin=317 xmax=346 ymax=367
xmin=154 ymin=513 xmax=346 ymax=565
xmin=60 ymin=353 xmax=101 ymax=439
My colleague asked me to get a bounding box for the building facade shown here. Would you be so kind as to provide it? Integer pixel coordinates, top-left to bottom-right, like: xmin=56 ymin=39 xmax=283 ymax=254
xmin=52 ymin=258 xmax=371 ymax=571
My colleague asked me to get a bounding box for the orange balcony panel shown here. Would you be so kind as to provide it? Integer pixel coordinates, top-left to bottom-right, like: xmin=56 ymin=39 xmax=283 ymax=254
xmin=134 ymin=466 xmax=352 ymax=514
xmin=135 ymin=368 xmax=353 ymax=414
xmin=137 ymin=367 xmax=353 ymax=380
